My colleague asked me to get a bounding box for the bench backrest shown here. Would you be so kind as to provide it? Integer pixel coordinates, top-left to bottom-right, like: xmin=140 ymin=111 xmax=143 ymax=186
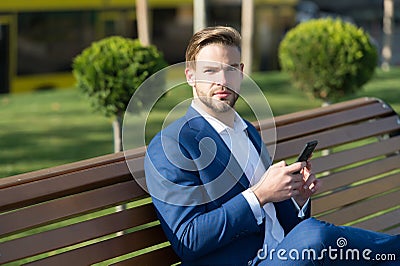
xmin=259 ymin=97 xmax=400 ymax=233
xmin=0 ymin=147 xmax=181 ymax=265
xmin=1 ymin=97 xmax=399 ymax=265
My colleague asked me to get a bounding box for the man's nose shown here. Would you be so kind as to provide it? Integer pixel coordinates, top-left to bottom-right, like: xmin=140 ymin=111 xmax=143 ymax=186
xmin=215 ymin=70 xmax=228 ymax=86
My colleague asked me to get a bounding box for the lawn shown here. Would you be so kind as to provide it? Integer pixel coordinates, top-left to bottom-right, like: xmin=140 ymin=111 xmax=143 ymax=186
xmin=1 ymin=67 xmax=399 ymax=178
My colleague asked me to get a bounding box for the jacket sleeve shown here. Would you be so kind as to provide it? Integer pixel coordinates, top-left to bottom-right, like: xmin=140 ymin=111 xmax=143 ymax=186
xmin=144 ymin=134 xmax=263 ymax=261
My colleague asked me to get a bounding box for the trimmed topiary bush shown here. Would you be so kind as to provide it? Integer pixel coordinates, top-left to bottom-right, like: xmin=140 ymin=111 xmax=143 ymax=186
xmin=278 ymin=18 xmax=378 ymax=103
xmin=73 ymin=36 xmax=167 ymax=117
xmin=73 ymin=36 xmax=167 ymax=152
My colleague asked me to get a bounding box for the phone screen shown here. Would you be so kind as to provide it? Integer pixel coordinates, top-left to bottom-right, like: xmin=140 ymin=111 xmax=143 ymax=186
xmin=293 ymin=140 xmax=318 ymax=174
xmin=297 ymin=140 xmax=318 ymax=162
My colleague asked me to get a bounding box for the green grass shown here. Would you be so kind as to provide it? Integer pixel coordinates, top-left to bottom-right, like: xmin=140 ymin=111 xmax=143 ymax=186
xmin=0 ymin=90 xmax=113 ymax=177
xmin=1 ymin=67 xmax=399 ymax=178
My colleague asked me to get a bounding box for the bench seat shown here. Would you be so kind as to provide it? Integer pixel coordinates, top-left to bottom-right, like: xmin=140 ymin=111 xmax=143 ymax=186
xmin=0 ymin=97 xmax=399 ymax=265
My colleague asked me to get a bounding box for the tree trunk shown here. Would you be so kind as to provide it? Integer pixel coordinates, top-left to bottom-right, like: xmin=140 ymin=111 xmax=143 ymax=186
xmin=382 ymin=0 xmax=394 ymax=71
xmin=136 ymin=0 xmax=151 ymax=45
xmin=193 ymin=0 xmax=207 ymax=32
xmin=241 ymin=0 xmax=254 ymax=75
xmin=112 ymin=114 xmax=123 ymax=153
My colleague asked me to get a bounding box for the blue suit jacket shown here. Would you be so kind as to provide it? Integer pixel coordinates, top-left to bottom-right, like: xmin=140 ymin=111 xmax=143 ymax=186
xmin=145 ymin=107 xmax=310 ymax=265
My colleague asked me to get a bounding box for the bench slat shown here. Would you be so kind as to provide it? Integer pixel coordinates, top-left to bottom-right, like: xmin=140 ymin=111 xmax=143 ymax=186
xmin=271 ymin=101 xmax=394 ymax=143
xmin=0 ymin=147 xmax=146 ymax=190
xmin=111 ymin=245 xmax=180 ymax=266
xmin=25 ymin=226 xmax=170 ymax=266
xmin=0 ymin=158 xmax=140 ymax=212
xmin=312 ymin=136 xmax=400 ymax=175
xmin=0 ymin=180 xmax=147 ymax=237
xmin=317 ymin=189 xmax=400 ymax=226
xmin=0 ymin=204 xmax=159 ymax=264
xmin=257 ymin=98 xmax=386 ymax=145
xmin=315 ymin=154 xmax=400 ymax=194
xmin=274 ymin=115 xmax=400 ymax=160
xmin=351 ymin=208 xmax=400 ymax=233
xmin=385 ymin=226 xmax=400 ymax=235
xmin=313 ymin=172 xmax=400 ymax=215
xmin=262 ymin=97 xmax=380 ymax=128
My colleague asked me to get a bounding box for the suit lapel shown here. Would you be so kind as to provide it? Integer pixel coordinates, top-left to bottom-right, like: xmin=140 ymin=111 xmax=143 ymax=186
xmin=245 ymin=120 xmax=272 ymax=169
xmin=185 ymin=107 xmax=250 ymax=189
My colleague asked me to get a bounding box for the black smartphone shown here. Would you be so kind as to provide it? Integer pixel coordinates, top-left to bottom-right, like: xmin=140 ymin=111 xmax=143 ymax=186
xmin=293 ymin=140 xmax=318 ymax=174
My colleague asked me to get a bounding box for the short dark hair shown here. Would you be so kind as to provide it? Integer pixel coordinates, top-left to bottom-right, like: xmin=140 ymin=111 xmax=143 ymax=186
xmin=185 ymin=26 xmax=241 ymax=69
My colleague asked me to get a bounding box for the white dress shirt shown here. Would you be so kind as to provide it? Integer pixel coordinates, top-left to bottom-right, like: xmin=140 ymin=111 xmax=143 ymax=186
xmin=191 ymin=102 xmax=309 ymax=250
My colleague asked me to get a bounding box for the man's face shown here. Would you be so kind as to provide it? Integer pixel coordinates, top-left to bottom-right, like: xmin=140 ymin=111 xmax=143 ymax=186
xmin=186 ymin=44 xmax=244 ymax=113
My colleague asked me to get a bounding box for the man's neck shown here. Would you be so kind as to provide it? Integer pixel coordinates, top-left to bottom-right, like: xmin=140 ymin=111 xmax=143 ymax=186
xmin=192 ymin=99 xmax=236 ymax=128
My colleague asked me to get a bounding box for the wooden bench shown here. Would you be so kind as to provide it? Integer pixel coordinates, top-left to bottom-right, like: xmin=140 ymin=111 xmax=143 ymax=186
xmin=1 ymin=97 xmax=399 ymax=265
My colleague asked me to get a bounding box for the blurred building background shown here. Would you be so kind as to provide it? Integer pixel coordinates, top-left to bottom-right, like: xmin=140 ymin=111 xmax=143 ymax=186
xmin=0 ymin=0 xmax=398 ymax=93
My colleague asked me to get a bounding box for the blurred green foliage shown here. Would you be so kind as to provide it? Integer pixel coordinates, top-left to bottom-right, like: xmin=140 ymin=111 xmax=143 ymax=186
xmin=279 ymin=18 xmax=378 ymax=102
xmin=72 ymin=36 xmax=168 ymax=117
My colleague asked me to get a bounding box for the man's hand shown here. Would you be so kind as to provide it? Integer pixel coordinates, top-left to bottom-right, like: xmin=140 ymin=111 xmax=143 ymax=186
xmin=251 ymin=160 xmax=322 ymax=207
xmin=251 ymin=161 xmax=304 ymax=206
xmin=292 ymin=160 xmax=322 ymax=207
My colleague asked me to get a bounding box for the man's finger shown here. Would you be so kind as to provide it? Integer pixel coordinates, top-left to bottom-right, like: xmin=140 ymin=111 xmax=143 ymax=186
xmin=287 ymin=161 xmax=306 ymax=174
xmin=303 ymin=173 xmax=316 ymax=188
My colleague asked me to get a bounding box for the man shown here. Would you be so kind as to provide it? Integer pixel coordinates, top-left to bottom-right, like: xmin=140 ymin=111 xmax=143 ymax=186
xmin=144 ymin=26 xmax=399 ymax=265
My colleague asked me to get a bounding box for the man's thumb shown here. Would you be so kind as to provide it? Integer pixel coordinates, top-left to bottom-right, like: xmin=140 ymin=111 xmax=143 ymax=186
xmin=272 ymin=160 xmax=286 ymax=168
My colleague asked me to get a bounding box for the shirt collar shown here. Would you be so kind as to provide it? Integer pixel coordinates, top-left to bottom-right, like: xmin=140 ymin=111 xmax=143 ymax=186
xmin=191 ymin=101 xmax=248 ymax=134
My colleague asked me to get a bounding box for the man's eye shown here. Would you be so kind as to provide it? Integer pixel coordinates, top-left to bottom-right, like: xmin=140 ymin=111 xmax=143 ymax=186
xmin=204 ymin=69 xmax=216 ymax=73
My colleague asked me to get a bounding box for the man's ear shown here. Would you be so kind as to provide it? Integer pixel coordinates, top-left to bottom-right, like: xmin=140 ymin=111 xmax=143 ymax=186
xmin=185 ymin=68 xmax=195 ymax=86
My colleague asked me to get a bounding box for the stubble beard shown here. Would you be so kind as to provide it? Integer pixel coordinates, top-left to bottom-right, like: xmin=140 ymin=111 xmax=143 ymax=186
xmin=198 ymin=91 xmax=238 ymax=113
